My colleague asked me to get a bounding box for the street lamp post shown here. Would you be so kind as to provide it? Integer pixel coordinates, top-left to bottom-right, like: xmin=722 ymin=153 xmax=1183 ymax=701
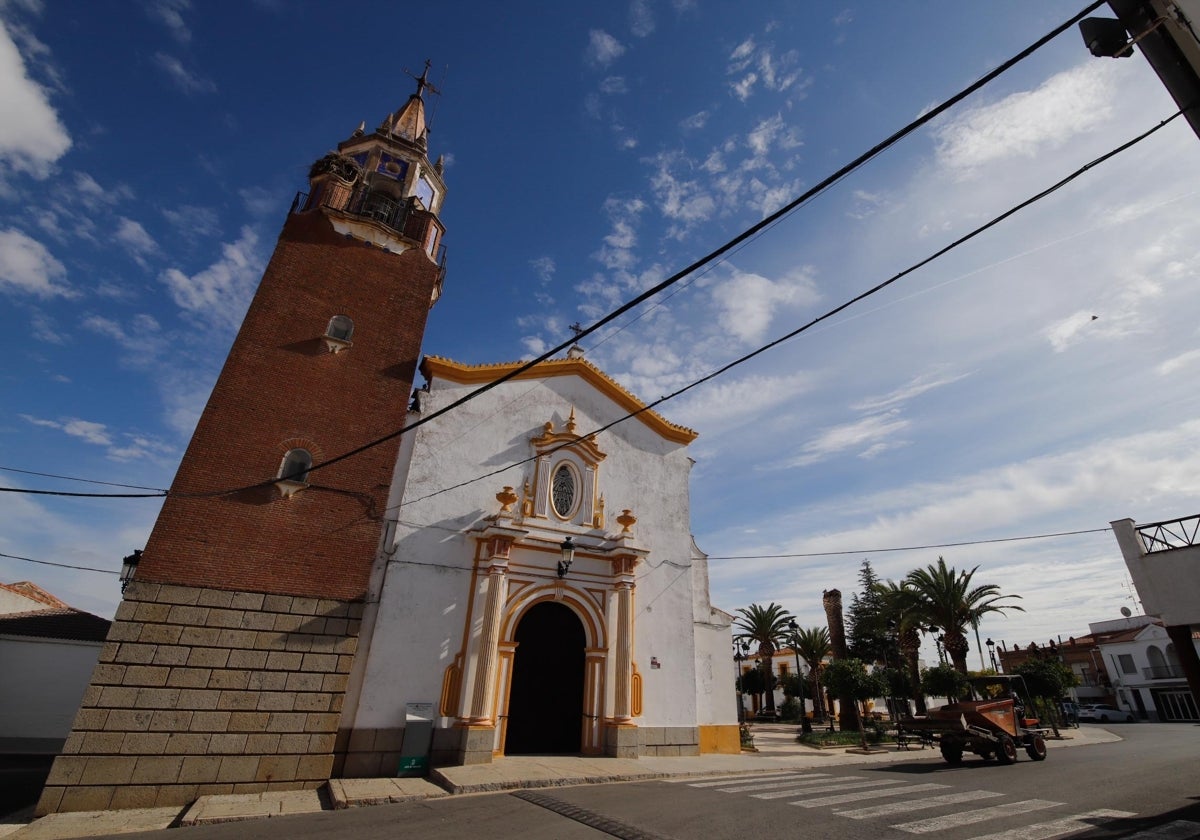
xmin=786 ymin=619 xmax=812 ymax=734
xmin=733 ymin=641 xmax=748 ymax=723
xmin=986 ymin=637 xmax=999 ymax=672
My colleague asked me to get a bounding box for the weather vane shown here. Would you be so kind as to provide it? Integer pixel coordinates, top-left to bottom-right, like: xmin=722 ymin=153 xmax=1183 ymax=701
xmin=404 ymin=59 xmax=442 ymax=99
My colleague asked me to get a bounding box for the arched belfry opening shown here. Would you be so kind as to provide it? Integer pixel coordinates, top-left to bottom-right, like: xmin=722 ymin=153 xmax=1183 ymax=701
xmin=504 ymin=601 xmax=586 ymax=755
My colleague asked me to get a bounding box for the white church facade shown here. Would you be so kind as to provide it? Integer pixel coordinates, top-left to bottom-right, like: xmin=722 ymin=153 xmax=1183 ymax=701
xmin=341 ymin=351 xmax=740 ymax=772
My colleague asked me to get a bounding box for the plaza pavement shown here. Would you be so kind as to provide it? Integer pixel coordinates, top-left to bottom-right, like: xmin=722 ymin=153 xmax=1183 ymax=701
xmin=0 ymin=724 xmax=1119 ymax=840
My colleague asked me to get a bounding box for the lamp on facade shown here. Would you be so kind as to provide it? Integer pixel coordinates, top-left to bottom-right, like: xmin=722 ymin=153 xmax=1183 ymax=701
xmin=557 ymin=536 xmax=575 ymax=578
xmin=119 ymin=549 xmax=142 ymax=593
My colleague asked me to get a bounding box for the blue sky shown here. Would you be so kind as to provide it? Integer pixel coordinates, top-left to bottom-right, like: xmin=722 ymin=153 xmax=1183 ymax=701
xmin=3 ymin=1 xmax=1200 ymax=666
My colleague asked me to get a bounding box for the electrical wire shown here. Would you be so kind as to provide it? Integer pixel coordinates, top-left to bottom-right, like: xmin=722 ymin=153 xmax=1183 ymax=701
xmin=0 ymin=466 xmax=167 ymax=492
xmin=0 ymin=551 xmax=118 ymax=576
xmin=396 ymin=107 xmax=1184 ymax=510
xmin=0 ymin=487 xmax=165 ymax=498
xmin=164 ymin=0 xmax=1111 ymax=501
xmin=702 ymin=528 xmax=1112 ymax=561
xmin=0 ymin=1 xmax=1110 ymax=503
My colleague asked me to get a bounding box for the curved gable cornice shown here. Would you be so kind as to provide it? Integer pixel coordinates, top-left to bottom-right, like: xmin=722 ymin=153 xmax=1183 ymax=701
xmin=420 ymin=355 xmax=698 ymax=444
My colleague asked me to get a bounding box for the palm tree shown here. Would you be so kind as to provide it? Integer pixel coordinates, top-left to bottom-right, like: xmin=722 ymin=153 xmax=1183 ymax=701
xmin=873 ymin=579 xmax=927 ymax=714
xmin=904 ymin=557 xmax=1024 ymax=674
xmin=790 ymin=625 xmax=831 ymax=722
xmin=733 ymin=602 xmax=793 ymax=714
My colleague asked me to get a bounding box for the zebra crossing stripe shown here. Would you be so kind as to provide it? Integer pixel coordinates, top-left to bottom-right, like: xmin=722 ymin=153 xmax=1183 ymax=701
xmin=839 ymin=790 xmax=1005 ymax=819
xmin=670 ymin=772 xmax=814 ymax=786
xmin=894 ymin=799 xmax=1064 ymax=833
xmin=715 ymin=775 xmax=840 ymax=793
xmin=1119 ymin=820 xmax=1200 ymax=840
xmin=754 ymin=779 xmax=905 ymax=800
xmin=792 ymin=782 xmax=951 ymax=808
xmin=957 ymin=809 xmax=1135 ymax=840
xmin=691 ymin=772 xmax=830 ymax=787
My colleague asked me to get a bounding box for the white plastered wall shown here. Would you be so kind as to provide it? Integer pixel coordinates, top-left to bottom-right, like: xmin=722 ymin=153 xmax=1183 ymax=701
xmin=352 ymin=364 xmax=728 ymax=734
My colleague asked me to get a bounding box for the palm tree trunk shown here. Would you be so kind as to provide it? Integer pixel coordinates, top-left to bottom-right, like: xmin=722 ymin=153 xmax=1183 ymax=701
xmin=899 ymin=627 xmax=926 ymax=714
xmin=823 ymin=589 xmax=861 ymax=731
xmin=945 ymin=631 xmax=970 ymax=674
xmin=761 ymin=653 xmax=776 ymax=713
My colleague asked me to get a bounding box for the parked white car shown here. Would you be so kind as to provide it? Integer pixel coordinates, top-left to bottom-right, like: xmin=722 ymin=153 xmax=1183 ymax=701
xmin=1078 ymin=703 xmax=1134 ymax=723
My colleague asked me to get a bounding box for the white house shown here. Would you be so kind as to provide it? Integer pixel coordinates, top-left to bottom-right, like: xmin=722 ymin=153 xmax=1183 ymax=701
xmin=0 ymin=583 xmax=111 ymax=754
xmin=1093 ymin=617 xmax=1200 ymax=722
xmin=338 ymin=350 xmax=740 ymax=774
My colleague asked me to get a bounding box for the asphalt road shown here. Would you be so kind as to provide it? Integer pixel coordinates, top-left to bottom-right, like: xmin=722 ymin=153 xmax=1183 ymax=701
xmin=58 ymin=722 xmax=1200 ymax=840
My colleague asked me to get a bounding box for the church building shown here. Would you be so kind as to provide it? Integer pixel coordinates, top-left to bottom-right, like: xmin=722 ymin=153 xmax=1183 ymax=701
xmin=37 ymin=72 xmax=737 ymax=815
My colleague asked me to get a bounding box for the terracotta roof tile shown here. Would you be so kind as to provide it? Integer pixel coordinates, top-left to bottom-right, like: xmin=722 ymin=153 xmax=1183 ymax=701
xmin=0 ymin=581 xmax=69 ymax=610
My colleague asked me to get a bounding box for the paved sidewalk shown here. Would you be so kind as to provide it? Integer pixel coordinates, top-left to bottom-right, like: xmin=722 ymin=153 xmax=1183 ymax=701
xmin=1 ymin=724 xmax=1118 ymax=839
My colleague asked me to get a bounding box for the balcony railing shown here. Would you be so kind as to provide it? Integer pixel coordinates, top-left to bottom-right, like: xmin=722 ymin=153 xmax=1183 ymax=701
xmin=1136 ymin=514 xmax=1200 ymax=554
xmin=292 ymin=188 xmax=447 ymax=269
xmin=1143 ymin=665 xmax=1184 ymax=680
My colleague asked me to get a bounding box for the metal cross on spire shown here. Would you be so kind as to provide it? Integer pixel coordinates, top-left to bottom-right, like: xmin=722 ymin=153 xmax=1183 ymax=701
xmin=404 ymin=59 xmax=442 ymax=99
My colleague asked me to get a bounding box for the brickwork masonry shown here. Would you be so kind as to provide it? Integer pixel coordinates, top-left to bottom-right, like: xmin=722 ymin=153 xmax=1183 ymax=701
xmin=36 ymin=581 xmax=362 ymax=815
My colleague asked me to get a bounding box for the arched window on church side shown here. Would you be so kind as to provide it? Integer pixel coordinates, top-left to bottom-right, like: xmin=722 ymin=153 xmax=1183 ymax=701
xmin=326 ymin=315 xmax=353 ymax=341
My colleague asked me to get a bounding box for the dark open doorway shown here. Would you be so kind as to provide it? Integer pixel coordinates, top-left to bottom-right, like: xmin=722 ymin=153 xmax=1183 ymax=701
xmin=505 ymin=601 xmax=585 ymax=755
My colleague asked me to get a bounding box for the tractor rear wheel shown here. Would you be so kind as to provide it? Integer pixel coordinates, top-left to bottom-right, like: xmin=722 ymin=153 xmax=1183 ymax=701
xmin=996 ymin=734 xmax=1018 ymax=765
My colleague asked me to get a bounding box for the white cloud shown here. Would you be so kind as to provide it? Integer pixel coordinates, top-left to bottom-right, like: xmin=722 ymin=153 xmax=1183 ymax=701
xmin=728 ymin=37 xmax=756 ymax=73
xmin=0 ymin=228 xmax=71 ymax=297
xmin=147 ymin=0 xmax=192 ymax=42
xmin=0 ymin=16 xmax=70 ymax=181
xmin=853 ymin=369 xmax=970 ymax=412
xmin=711 ymin=266 xmax=820 ymax=344
xmin=586 ymin=30 xmax=625 ymax=68
xmin=21 ymin=414 xmax=112 ymax=446
xmin=672 ymin=371 xmax=814 ymax=433
xmin=731 ymin=73 xmax=757 ymax=102
xmin=648 ymin=152 xmax=716 ymax=231
xmin=115 ymin=217 xmax=159 ymax=264
xmin=599 ymin=76 xmax=627 ymax=95
xmin=162 ymin=204 xmax=220 ymax=239
xmin=786 ymin=410 xmax=911 ymax=467
xmin=153 ymin=52 xmax=216 ymax=95
xmin=530 ymin=255 xmax=556 ymax=284
xmin=1044 ymin=311 xmax=1100 ymax=352
xmin=629 ymin=0 xmax=654 ymax=37
xmin=521 ymin=336 xmax=548 ymax=356
xmin=934 ymin=63 xmax=1116 ymax=177
xmin=592 ymin=196 xmax=647 ymax=271
xmin=681 ymin=110 xmax=709 ymax=132
xmin=159 ymin=226 xmax=262 ymax=329
xmin=1157 ymin=348 xmax=1200 ymax=376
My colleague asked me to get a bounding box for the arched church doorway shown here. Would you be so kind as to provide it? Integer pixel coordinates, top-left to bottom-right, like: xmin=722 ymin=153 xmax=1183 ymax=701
xmin=505 ymin=601 xmax=586 ymax=755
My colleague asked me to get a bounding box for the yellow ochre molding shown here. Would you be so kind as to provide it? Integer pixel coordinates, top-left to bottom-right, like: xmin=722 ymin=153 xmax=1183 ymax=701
xmin=421 ymin=355 xmax=698 ymax=444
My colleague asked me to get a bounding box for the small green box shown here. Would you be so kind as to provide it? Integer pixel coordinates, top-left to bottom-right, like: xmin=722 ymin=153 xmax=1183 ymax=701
xmin=397 ymin=756 xmax=427 ymax=776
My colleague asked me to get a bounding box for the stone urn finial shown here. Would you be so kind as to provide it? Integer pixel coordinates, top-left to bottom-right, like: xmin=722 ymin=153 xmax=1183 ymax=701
xmin=616 ymin=508 xmax=637 ymax=534
xmin=496 ymin=486 xmax=519 ymax=515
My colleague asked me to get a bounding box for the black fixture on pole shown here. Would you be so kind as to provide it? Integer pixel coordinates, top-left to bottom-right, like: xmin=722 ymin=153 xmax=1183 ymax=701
xmin=557 ymin=536 xmax=575 ymax=578
xmin=119 ymin=549 xmax=142 ymax=593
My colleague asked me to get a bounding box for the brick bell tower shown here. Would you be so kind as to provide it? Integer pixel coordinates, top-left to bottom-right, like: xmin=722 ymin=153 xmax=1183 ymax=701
xmin=39 ymin=70 xmax=447 ymax=815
